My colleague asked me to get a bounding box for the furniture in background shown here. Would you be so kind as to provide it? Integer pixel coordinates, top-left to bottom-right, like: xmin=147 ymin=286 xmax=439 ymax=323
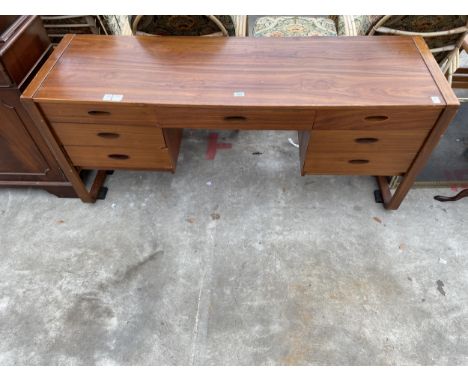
xmin=131 ymin=15 xmax=247 ymax=37
xmin=41 ymin=15 xmax=106 ymax=45
xmin=254 ymin=15 xmax=468 ymax=84
xmin=367 ymin=16 xmax=468 ymax=85
xmin=22 ymin=35 xmax=458 ymax=210
xmin=452 ymin=36 xmax=468 ymax=90
xmin=252 ymin=16 xmax=343 ymax=37
xmin=42 ymin=15 xmax=246 ymax=40
xmin=0 ymin=16 xmax=76 ymax=197
xmin=252 ymin=15 xmax=384 ymax=37
xmin=40 ymin=15 xmax=132 ymax=44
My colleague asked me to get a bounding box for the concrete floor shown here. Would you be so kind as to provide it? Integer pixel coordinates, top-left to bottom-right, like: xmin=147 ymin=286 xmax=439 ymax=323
xmin=0 ymin=129 xmax=467 ymax=365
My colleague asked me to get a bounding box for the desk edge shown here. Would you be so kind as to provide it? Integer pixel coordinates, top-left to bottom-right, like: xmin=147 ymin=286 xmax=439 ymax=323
xmin=412 ymin=36 xmax=459 ymax=108
xmin=21 ymin=34 xmax=75 ymax=100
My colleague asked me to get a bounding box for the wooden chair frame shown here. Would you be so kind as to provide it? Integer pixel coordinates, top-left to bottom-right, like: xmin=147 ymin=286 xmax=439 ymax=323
xmin=452 ymin=36 xmax=468 ymax=91
xmin=369 ymin=16 xmax=468 ymax=84
xmin=131 ymin=15 xmax=247 ymax=37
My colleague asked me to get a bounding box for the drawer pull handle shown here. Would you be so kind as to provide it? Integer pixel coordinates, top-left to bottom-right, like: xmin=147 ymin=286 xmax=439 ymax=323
xmin=108 ymin=154 xmax=129 ymax=160
xmin=364 ymin=115 xmax=388 ymax=122
xmin=355 ymin=137 xmax=379 ymax=144
xmin=97 ymin=132 xmax=120 ymax=139
xmin=349 ymin=159 xmax=369 ymax=164
xmin=224 ymin=116 xmax=247 ymax=121
xmin=88 ymin=110 xmax=111 ymax=116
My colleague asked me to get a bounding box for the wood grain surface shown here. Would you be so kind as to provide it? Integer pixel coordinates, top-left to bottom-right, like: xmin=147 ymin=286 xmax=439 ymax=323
xmin=26 ymin=35 xmax=446 ymax=108
xmin=312 ymin=108 xmax=442 ymax=130
xmin=306 ymin=130 xmax=429 ymax=153
xmin=39 ymin=102 xmax=159 ymax=125
xmin=51 ymin=122 xmax=167 ymax=148
xmin=65 ymin=145 xmax=173 ymax=170
xmin=303 ymin=151 xmax=416 ymax=175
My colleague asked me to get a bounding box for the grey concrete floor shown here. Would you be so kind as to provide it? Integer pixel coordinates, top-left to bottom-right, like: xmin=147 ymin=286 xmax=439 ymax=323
xmin=0 ymin=129 xmax=467 ymax=365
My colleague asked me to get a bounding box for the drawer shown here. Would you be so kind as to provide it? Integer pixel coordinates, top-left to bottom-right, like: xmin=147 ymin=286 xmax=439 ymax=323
xmin=52 ymin=122 xmax=167 ymax=148
xmin=313 ymin=108 xmax=442 ymax=131
xmin=156 ymin=107 xmax=316 ymax=130
xmin=64 ymin=145 xmax=173 ymax=170
xmin=40 ymin=102 xmax=159 ymax=125
xmin=303 ymin=152 xmax=417 ymax=176
xmin=306 ymin=130 xmax=429 ymax=154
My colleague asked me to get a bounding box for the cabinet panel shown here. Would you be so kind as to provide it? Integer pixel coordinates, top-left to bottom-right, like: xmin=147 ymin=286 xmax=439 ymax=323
xmin=0 ymin=96 xmax=49 ymax=175
xmin=0 ymin=16 xmax=71 ymax=194
xmin=0 ymin=66 xmax=11 ymax=86
xmin=0 ymin=16 xmax=50 ymax=86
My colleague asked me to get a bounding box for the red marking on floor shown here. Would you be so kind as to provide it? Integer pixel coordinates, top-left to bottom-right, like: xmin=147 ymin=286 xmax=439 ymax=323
xmin=205 ymin=133 xmax=232 ymax=160
xmin=443 ymin=169 xmax=468 ymax=192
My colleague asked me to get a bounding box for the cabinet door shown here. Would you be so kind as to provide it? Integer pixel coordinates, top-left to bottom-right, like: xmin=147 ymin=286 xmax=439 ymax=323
xmin=0 ymin=94 xmax=50 ymax=176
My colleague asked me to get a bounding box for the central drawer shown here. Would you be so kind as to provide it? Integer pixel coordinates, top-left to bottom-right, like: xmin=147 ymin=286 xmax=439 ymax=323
xmin=156 ymin=107 xmax=316 ymax=130
xmin=51 ymin=122 xmax=167 ymax=148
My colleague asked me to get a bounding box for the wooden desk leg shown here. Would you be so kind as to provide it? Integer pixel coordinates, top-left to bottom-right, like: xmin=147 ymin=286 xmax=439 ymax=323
xmin=89 ymin=170 xmax=109 ymax=200
xmin=377 ymin=107 xmax=458 ymax=210
xmin=22 ymin=100 xmax=107 ymax=203
xmin=434 ymin=189 xmax=468 ymax=202
xmin=376 ymin=176 xmax=392 ymax=205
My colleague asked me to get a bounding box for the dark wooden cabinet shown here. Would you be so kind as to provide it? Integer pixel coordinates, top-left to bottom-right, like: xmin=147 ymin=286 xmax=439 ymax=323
xmin=0 ymin=15 xmax=75 ymax=197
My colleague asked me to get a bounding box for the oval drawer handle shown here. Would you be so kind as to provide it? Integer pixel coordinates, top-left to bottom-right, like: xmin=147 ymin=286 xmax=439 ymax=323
xmin=108 ymin=154 xmax=129 ymax=160
xmin=97 ymin=132 xmax=120 ymax=139
xmin=355 ymin=137 xmax=379 ymax=144
xmin=349 ymin=159 xmax=369 ymax=164
xmin=88 ymin=110 xmax=111 ymax=116
xmin=364 ymin=115 xmax=388 ymax=122
xmin=224 ymin=116 xmax=247 ymax=121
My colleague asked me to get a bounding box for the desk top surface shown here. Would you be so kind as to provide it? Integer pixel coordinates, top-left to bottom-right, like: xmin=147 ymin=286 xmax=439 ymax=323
xmin=24 ymin=34 xmax=456 ymax=108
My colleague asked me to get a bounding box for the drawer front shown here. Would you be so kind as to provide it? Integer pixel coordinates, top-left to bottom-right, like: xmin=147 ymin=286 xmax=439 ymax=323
xmin=52 ymin=122 xmax=167 ymax=148
xmin=40 ymin=102 xmax=159 ymax=125
xmin=64 ymin=146 xmax=173 ymax=170
xmin=157 ymin=107 xmax=316 ymax=130
xmin=307 ymin=130 xmax=429 ymax=154
xmin=303 ymin=152 xmax=416 ymax=176
xmin=314 ymin=108 xmax=442 ymax=131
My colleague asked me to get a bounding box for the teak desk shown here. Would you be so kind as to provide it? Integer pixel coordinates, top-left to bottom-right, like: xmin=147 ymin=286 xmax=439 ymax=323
xmin=22 ymin=35 xmax=459 ymax=209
